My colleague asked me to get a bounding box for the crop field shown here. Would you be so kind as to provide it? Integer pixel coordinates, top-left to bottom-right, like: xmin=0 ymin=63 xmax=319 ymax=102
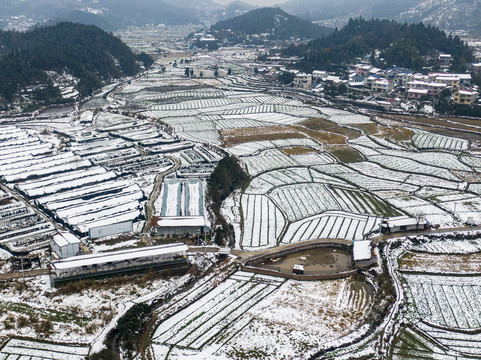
xmin=241 ymin=194 xmax=285 ymax=249
xmin=298 ymin=118 xmax=362 ymax=139
xmin=416 ymin=321 xmax=481 ymax=357
xmin=412 ymin=130 xmax=468 ymax=150
xmin=220 ymin=126 xmax=304 ymax=147
xmin=0 ymin=338 xmax=89 ymax=360
xmin=152 ymin=272 xmax=285 ymax=354
xmin=401 ymin=273 xmax=481 ymax=329
xmin=227 ymin=138 xmax=320 ymax=157
xmin=316 ymin=107 xmax=373 ymax=125
xmin=414 ymin=237 xmax=481 ymax=254
xmin=239 ymin=159 xmax=399 ymax=248
xmin=391 ymin=326 xmax=462 ymax=360
xmin=152 ymin=272 xmax=373 ymax=359
xmin=399 ymin=251 xmax=481 ymax=273
xmin=281 ymin=211 xmax=380 ymax=244
xmin=241 ymin=149 xmax=307 ymax=176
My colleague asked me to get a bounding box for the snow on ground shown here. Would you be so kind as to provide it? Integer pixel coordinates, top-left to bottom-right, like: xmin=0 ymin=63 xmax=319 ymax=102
xmin=0 ymin=254 xmax=210 ymax=346
xmin=152 ymin=271 xmax=373 ymax=360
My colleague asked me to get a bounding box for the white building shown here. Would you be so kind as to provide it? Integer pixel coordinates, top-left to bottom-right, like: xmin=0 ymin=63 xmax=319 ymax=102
xmin=407 ymin=88 xmax=429 ymax=99
xmin=372 ymin=79 xmax=393 ymax=93
xmin=353 ymin=240 xmax=374 ymax=268
xmin=50 ymin=231 xmax=81 ymax=258
xmin=293 ymin=73 xmax=312 ymax=89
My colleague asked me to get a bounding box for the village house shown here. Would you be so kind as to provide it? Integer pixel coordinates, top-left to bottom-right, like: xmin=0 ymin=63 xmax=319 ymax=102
xmin=407 ymin=88 xmax=429 ymax=99
xmin=439 ymin=54 xmax=452 ymax=67
xmin=427 ymin=82 xmax=447 ymax=96
xmin=471 ymin=62 xmax=481 ymax=75
xmin=293 ymin=73 xmax=312 ymax=89
xmin=406 ymin=80 xmax=428 ymax=90
xmin=434 ymin=75 xmax=460 ymax=89
xmin=453 ymin=89 xmax=478 ymax=105
xmin=312 ymin=70 xmax=328 ymax=81
xmin=355 ymin=64 xmax=372 ymax=77
xmin=372 ymin=79 xmax=393 ymax=93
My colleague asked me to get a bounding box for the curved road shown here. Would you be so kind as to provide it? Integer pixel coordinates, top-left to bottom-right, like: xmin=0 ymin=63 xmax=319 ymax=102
xmin=142 ymin=156 xmax=181 ymax=234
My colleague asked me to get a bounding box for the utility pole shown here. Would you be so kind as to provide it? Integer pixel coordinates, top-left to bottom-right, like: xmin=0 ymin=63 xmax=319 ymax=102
xmin=21 ymin=255 xmax=25 ymax=282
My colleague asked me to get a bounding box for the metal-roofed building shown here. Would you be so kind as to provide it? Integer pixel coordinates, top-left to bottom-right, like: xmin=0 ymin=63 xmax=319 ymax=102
xmin=50 ymin=231 xmax=81 ymax=258
xmin=49 ymin=243 xmax=188 ymax=285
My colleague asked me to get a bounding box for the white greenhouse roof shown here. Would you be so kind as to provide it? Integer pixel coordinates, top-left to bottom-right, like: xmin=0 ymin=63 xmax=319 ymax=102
xmin=155 ymin=216 xmax=206 ymax=227
xmin=383 ymin=216 xmax=421 ymax=227
xmin=50 ymin=243 xmax=188 ymax=270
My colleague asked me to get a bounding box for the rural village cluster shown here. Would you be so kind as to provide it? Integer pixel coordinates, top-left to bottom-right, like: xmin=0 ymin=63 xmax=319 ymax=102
xmin=1 ymin=24 xmax=481 ymax=360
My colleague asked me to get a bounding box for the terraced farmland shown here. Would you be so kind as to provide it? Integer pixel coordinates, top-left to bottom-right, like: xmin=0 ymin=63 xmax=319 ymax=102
xmin=402 ymin=273 xmax=481 ymax=329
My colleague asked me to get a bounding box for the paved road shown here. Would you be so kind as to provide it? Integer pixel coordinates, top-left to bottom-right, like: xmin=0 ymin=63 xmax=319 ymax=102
xmin=0 ymin=268 xmax=48 ymax=281
xmin=142 ymin=156 xmax=181 ymax=234
xmin=370 ymin=225 xmax=481 ymax=244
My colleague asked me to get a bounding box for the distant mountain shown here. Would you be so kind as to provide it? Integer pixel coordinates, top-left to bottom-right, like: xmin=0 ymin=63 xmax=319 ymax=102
xmin=0 ymin=22 xmax=152 ymax=101
xmin=218 ymin=1 xmax=255 ymax=21
xmin=0 ymin=0 xmax=199 ymax=31
xmin=397 ymin=0 xmax=481 ymax=36
xmin=281 ymin=0 xmax=481 ymax=36
xmin=282 ymin=18 xmax=473 ymax=73
xmin=281 ymin=0 xmax=421 ymax=21
xmin=209 ymin=7 xmax=332 ymax=44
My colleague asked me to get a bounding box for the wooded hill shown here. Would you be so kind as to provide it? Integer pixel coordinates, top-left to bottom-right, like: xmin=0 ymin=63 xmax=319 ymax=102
xmin=0 ymin=22 xmax=153 ymax=102
xmin=209 ymin=7 xmax=332 ymax=44
xmin=282 ymin=18 xmax=474 ymax=73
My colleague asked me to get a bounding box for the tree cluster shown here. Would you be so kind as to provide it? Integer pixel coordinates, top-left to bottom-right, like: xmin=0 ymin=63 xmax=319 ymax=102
xmin=0 ymin=22 xmax=153 ymax=101
xmin=283 ymin=18 xmax=474 ymax=73
xmin=207 ymin=156 xmax=249 ymax=246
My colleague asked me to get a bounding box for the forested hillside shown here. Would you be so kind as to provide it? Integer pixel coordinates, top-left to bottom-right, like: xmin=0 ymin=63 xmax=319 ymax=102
xmin=282 ymin=18 xmax=474 ymax=73
xmin=210 ymin=7 xmax=332 ymax=44
xmin=0 ymin=22 xmax=153 ymax=101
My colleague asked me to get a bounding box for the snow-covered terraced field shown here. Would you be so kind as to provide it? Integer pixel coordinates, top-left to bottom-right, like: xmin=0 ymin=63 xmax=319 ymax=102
xmin=316 ymin=164 xmax=419 ymax=192
xmin=149 ymin=97 xmax=245 ymax=111
xmin=461 ymin=154 xmax=481 ymax=172
xmin=367 ymin=154 xmax=461 ymax=181
xmin=153 ymin=272 xmax=372 ymax=359
xmin=221 ymin=104 xmax=319 ymax=118
xmin=412 ymin=131 xmax=468 ymax=151
xmin=246 ymin=167 xmax=349 ymax=194
xmin=228 ymin=138 xmax=320 ymax=157
xmin=350 ymin=135 xmax=405 ymax=151
xmin=416 ymin=321 xmax=481 ymax=356
xmin=316 ymin=107 xmax=373 ymax=125
xmin=392 ymin=326 xmax=462 ymax=360
xmin=0 ymin=338 xmax=89 ymax=360
xmin=348 ymin=162 xmax=461 ymax=190
xmin=269 ymin=183 xmax=394 ymax=222
xmin=153 ymin=272 xmax=284 ymax=350
xmin=281 ymin=211 xmax=380 ymax=244
xmin=402 ymin=273 xmax=481 ymax=329
xmin=379 ymin=149 xmax=473 ymax=172
xmin=212 ymin=117 xmax=266 ymax=130
xmin=241 ymin=194 xmax=285 ymax=249
xmin=241 ymin=149 xmax=300 ymax=176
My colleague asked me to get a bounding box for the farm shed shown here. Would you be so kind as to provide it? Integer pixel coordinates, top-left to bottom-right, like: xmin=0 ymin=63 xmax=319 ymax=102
xmin=49 ymin=242 xmax=188 ymax=285
xmin=88 ymin=220 xmax=133 ymax=239
xmin=292 ymin=264 xmax=304 ymax=275
xmin=353 ymin=240 xmax=375 ymax=268
xmin=151 ymin=216 xmax=208 ymax=237
xmin=50 ymin=231 xmax=81 ymax=258
xmin=379 ymin=216 xmax=430 ymax=234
